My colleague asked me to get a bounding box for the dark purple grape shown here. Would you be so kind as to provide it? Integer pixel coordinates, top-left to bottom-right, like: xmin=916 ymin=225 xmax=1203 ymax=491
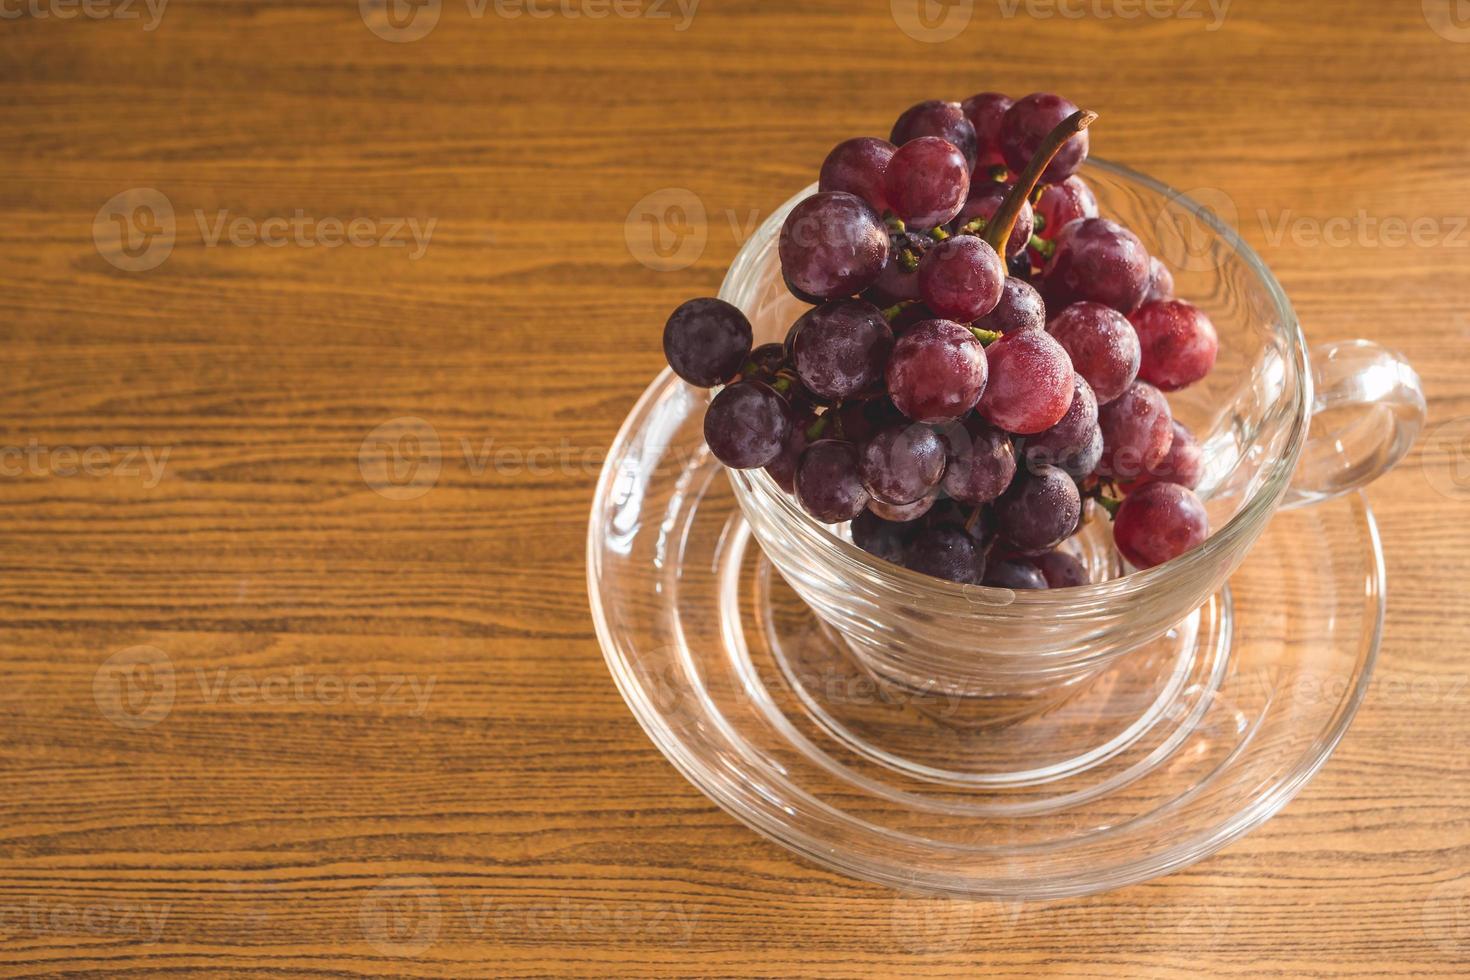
xmin=1059 ymin=426 xmax=1103 ymax=479
xmin=867 ymin=492 xmax=937 ymax=524
xmin=1008 ymin=250 xmax=1034 ymax=280
xmin=891 ymin=100 xmax=978 ymax=172
xmin=663 ymin=297 xmax=752 ymax=387
xmin=860 ymin=422 xmax=947 ymax=505
xmin=779 ymin=191 xmax=890 ymax=300
xmin=795 ymin=439 xmax=868 ymax=523
xmin=1043 ymin=217 xmax=1152 ymax=315
xmin=917 ymin=235 xmax=1005 ymax=322
xmin=1097 ymin=381 xmax=1173 ymax=480
xmin=953 ymin=180 xmax=1033 ymax=258
xmin=999 ymin=93 xmax=1089 ymax=184
xmin=1033 ymin=175 xmax=1098 ymax=241
xmin=884 ymin=137 xmax=970 ymax=230
xmin=764 ymin=412 xmax=813 ymax=493
xmin=1122 ymin=419 xmax=1203 ymax=491
xmin=741 ymin=342 xmax=787 ymax=382
xmin=1021 ymin=374 xmax=1098 ymax=469
xmin=905 ymin=525 xmax=986 ymax=584
xmin=831 ymin=397 xmax=893 ymax=444
xmin=818 ymin=137 xmax=896 ymax=214
xmin=1129 ymin=300 xmax=1219 ymax=391
xmin=977 ymin=329 xmax=1074 ymax=434
xmin=792 ymin=300 xmax=894 ymax=400
xmin=960 ymin=92 xmax=1013 ymax=170
xmin=1033 ymin=549 xmax=1088 ymax=588
xmin=994 ymin=463 xmax=1082 ymax=554
xmin=783 ymin=268 xmax=827 ymax=306
xmin=873 ymin=230 xmax=931 ymax=302
xmin=1113 ymin=481 xmax=1209 ymax=569
xmin=984 ymin=559 xmax=1047 ymax=590
xmin=704 ymin=381 xmax=793 ymax=469
xmin=941 ymin=416 xmax=1016 ymax=505
xmin=888 ymin=301 xmax=937 ymax=335
xmin=851 ymin=509 xmax=914 ymax=563
xmin=1144 ymin=256 xmax=1175 ymax=303
xmin=1046 ymin=301 xmax=1142 ymax=404
xmin=885 ymin=319 xmax=988 ymax=423
xmin=972 ymin=277 xmax=1045 ymax=335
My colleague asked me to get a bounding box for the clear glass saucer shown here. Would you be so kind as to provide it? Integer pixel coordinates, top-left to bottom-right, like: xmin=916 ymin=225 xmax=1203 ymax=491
xmin=588 ymin=370 xmax=1383 ymax=900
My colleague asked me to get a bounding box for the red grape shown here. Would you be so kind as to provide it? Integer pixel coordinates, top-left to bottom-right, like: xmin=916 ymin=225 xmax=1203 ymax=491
xmin=1113 ymin=481 xmax=1209 ymax=569
xmin=873 ymin=230 xmax=930 ymax=302
xmin=867 ymin=492 xmax=937 ymax=524
xmin=764 ymin=412 xmax=812 ymax=493
xmin=1034 ymin=175 xmax=1098 ymax=241
xmin=977 ymin=329 xmax=1075 ymax=434
xmin=905 ymin=525 xmax=986 ymax=584
xmin=953 ymin=180 xmax=1034 ymax=258
xmin=917 ymin=235 xmax=1005 ymax=322
xmin=941 ymin=416 xmax=1016 ymax=505
xmin=1097 ymin=380 xmax=1173 ymax=479
xmin=704 ymin=381 xmax=793 ymax=469
xmin=860 ymin=422 xmax=947 ymax=505
xmin=818 ymin=137 xmax=896 ymax=214
xmin=984 ymin=559 xmax=1047 ymax=590
xmin=885 ymin=319 xmax=988 ymax=423
xmin=994 ymin=463 xmax=1082 ymax=554
xmin=891 ymin=100 xmax=978 ymax=172
xmin=884 ymin=137 xmax=970 ymax=230
xmin=972 ymin=277 xmax=1046 ymax=335
xmin=999 ymin=93 xmax=1089 ymax=184
xmin=1046 ymin=300 xmax=1142 ymax=403
xmin=1043 ymin=217 xmax=1152 ymax=315
xmin=779 ymin=191 xmax=890 ymax=300
xmin=960 ymin=92 xmax=1013 ymax=170
xmin=663 ymin=297 xmax=753 ymax=387
xmin=1033 ymin=549 xmax=1088 ymax=588
xmin=1021 ymin=374 xmax=1097 ymax=468
xmin=795 ymin=439 xmax=869 ymax=523
xmin=1122 ymin=419 xmax=1204 ymax=491
xmin=851 ymin=509 xmax=915 ymax=562
xmin=1128 ymin=299 xmax=1219 ymax=391
xmin=792 ymin=300 xmax=894 ymax=400
xmin=1144 ymin=255 xmax=1175 ymax=303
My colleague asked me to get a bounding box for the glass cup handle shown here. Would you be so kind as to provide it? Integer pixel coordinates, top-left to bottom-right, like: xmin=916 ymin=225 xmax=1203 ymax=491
xmin=1281 ymin=339 xmax=1426 ymax=510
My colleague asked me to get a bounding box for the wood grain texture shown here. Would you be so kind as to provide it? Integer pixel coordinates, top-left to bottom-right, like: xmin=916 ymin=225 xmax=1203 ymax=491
xmin=1 ymin=0 xmax=1469 ymax=975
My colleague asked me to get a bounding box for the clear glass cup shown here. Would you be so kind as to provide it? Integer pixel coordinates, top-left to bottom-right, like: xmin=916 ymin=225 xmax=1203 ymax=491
xmin=719 ymin=159 xmax=1425 ymax=698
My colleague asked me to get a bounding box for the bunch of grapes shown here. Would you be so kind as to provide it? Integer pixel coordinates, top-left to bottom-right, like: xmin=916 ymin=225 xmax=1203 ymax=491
xmin=661 ymin=92 xmax=1218 ymax=587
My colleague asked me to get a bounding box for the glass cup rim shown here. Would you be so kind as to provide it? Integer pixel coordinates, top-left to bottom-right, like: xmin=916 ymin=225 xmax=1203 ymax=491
xmin=720 ymin=157 xmax=1311 ymax=604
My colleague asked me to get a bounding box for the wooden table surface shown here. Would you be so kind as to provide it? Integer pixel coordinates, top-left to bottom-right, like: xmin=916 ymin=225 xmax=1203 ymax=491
xmin=3 ymin=0 xmax=1469 ymax=975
